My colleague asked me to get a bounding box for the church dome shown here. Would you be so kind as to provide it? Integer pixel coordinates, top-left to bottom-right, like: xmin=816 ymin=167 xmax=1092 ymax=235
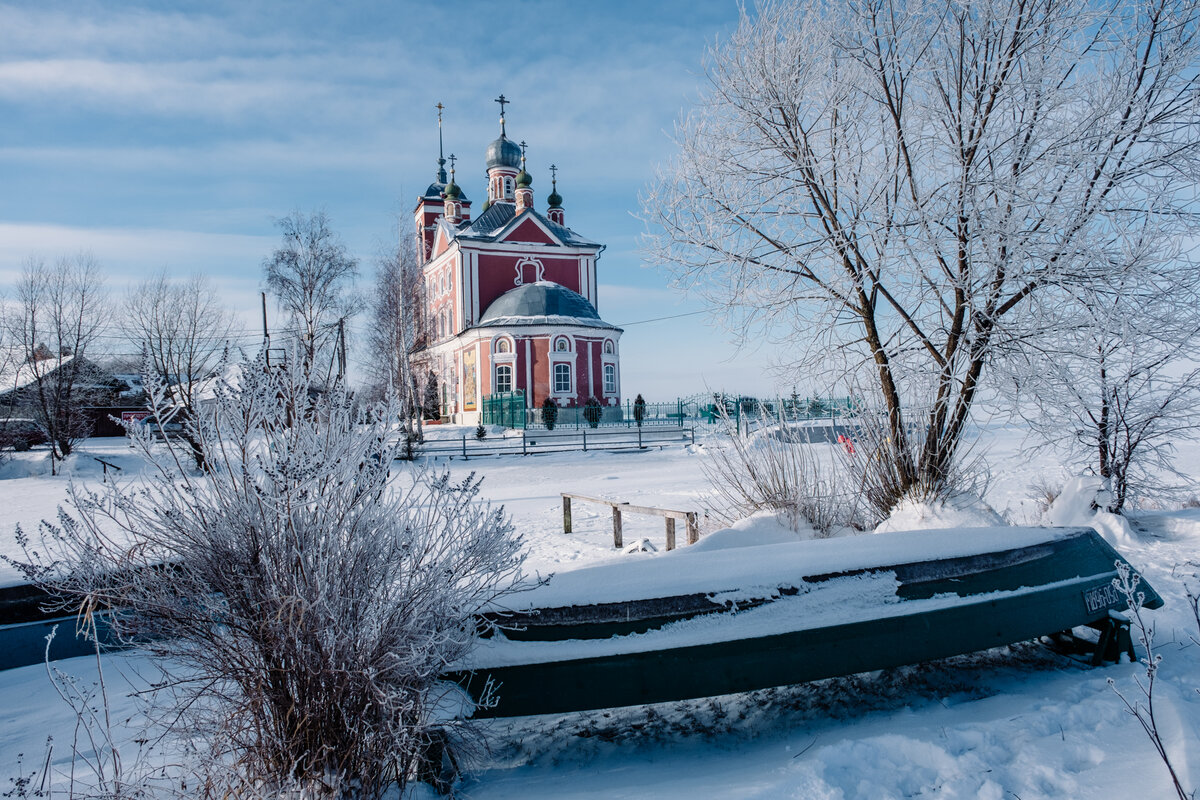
xmin=486 ymin=135 xmax=522 ymax=170
xmin=479 ymin=281 xmax=604 ymax=326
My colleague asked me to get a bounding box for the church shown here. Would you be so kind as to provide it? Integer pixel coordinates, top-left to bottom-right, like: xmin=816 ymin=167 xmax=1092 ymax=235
xmin=412 ymin=98 xmax=623 ymax=425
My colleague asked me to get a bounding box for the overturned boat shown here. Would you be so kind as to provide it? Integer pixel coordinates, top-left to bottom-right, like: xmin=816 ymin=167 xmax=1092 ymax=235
xmin=446 ymin=526 xmax=1161 ymax=718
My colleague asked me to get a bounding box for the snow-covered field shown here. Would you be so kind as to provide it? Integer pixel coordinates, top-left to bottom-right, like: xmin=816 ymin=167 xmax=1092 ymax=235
xmin=2 ymin=424 xmax=1199 ymax=798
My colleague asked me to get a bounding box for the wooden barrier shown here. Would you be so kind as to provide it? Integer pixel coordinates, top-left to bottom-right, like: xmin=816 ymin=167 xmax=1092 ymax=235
xmin=561 ymin=493 xmax=698 ymax=550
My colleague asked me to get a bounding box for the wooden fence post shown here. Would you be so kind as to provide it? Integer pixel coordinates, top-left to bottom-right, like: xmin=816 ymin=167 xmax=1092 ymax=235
xmin=612 ymin=506 xmax=623 ymax=548
xmin=563 ymin=495 xmax=573 ymax=534
xmin=665 ymin=516 xmax=676 ymax=551
xmin=685 ymin=512 xmax=699 ymax=545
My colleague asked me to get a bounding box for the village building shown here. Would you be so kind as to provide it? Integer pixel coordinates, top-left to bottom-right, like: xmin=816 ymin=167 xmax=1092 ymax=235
xmin=412 ymin=97 xmax=623 ymax=425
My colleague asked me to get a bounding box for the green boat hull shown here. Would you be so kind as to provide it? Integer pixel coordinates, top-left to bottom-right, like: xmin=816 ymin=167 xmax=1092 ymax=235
xmin=448 ymin=529 xmax=1160 ymax=717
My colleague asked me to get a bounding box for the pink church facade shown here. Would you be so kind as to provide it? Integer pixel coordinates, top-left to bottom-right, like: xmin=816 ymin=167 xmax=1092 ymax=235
xmin=412 ymin=101 xmax=622 ymax=425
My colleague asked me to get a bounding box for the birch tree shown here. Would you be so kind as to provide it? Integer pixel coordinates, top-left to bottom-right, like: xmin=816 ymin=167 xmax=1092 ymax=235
xmin=644 ymin=0 xmax=1200 ymax=513
xmin=263 ymin=211 xmax=358 ymax=381
xmin=368 ymin=240 xmax=428 ymax=435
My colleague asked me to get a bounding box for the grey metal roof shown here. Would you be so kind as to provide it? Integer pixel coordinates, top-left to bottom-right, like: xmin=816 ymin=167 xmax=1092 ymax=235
xmin=477 ymin=281 xmax=620 ymax=330
xmin=460 ymin=201 xmax=515 ymax=236
xmin=455 ymin=203 xmax=598 ymax=247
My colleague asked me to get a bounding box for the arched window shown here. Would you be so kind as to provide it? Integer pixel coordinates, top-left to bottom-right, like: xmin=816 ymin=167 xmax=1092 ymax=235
xmin=554 ymin=337 xmax=570 ymax=352
xmin=495 ymin=338 xmax=511 ymax=354
xmin=603 ymin=340 xmax=615 ymax=355
xmin=503 ymin=177 xmax=513 ymax=198
xmin=554 ymin=363 xmax=572 ymax=394
xmin=495 ymin=364 xmax=513 ymax=394
xmin=604 ymin=364 xmax=616 ymax=394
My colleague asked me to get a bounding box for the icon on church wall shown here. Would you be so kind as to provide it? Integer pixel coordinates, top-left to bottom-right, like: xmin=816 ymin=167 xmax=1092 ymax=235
xmin=462 ymin=349 xmax=478 ymax=411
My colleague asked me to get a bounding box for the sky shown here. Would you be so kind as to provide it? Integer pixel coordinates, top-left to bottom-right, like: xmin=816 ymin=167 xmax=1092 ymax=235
xmin=0 ymin=0 xmax=808 ymax=400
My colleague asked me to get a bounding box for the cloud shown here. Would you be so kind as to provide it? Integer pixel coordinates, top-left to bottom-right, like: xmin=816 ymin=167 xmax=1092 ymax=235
xmin=0 ymin=222 xmax=271 ymax=285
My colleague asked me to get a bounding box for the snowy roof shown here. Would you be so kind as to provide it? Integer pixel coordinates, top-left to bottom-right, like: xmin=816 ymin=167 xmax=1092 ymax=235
xmin=477 ymin=281 xmax=621 ymax=330
xmin=0 ymin=353 xmax=77 ymax=395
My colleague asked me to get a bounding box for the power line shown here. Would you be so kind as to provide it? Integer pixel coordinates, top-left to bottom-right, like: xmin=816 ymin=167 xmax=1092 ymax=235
xmin=614 ymin=309 xmax=708 ymax=326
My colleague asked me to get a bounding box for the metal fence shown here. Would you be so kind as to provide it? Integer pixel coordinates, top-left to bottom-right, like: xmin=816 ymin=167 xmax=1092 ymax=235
xmin=413 ymin=426 xmax=696 ymax=460
xmin=478 ymin=392 xmax=857 ymax=431
xmin=481 ymin=391 xmax=528 ymax=429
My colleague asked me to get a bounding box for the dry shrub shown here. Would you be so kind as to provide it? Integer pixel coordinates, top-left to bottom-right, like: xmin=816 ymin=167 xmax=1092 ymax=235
xmin=6 ymin=351 xmax=525 ymax=798
xmin=834 ymin=405 xmax=990 ymax=523
xmin=700 ymin=409 xmax=868 ymax=536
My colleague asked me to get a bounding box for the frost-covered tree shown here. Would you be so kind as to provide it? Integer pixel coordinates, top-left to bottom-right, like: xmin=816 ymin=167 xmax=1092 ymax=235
xmin=644 ymin=0 xmax=1200 ymax=513
xmin=367 ymin=240 xmax=427 ymax=432
xmin=10 ymin=254 xmax=108 ymax=471
xmin=9 ymin=352 xmax=525 ymax=797
xmin=122 ymin=270 xmax=235 ymax=467
xmin=263 ymin=211 xmax=358 ymax=380
xmin=1014 ymin=271 xmax=1200 ymax=512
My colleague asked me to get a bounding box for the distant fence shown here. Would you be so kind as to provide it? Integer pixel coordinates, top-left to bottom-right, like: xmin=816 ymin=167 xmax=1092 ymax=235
xmin=412 ymin=426 xmax=695 ymax=460
xmin=480 ymin=392 xmax=856 ymax=431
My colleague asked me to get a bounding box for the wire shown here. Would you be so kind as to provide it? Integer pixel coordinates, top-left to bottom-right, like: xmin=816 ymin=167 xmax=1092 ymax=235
xmin=614 ymin=309 xmax=708 ymax=326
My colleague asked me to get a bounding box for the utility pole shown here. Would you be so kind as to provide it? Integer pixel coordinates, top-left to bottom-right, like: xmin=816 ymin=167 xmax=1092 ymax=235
xmin=261 ymin=292 xmax=271 ymax=369
xmin=337 ymin=318 xmax=347 ymax=382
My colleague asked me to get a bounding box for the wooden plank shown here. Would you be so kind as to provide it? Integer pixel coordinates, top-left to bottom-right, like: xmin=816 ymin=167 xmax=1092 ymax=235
xmin=612 ymin=506 xmax=623 ymax=548
xmin=665 ymin=517 xmax=676 ymax=551
xmin=563 ymin=496 xmax=572 ymax=534
xmin=686 ymin=512 xmax=699 ymax=545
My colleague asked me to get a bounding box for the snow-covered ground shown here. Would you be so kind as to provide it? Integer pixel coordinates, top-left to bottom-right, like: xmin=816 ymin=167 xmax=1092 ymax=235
xmin=2 ymin=424 xmax=1199 ymax=798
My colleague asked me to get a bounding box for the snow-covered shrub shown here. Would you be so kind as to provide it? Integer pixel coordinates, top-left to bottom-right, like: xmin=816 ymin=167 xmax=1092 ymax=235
xmin=700 ymin=410 xmax=867 ymax=536
xmin=7 ymin=351 xmax=525 ymax=798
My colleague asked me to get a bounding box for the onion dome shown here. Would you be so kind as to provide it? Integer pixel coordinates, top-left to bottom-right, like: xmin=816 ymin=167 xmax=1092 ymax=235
xmin=486 ymin=135 xmax=522 ymax=170
xmin=442 ymin=179 xmax=461 ymax=199
xmin=516 ymin=169 xmax=532 ymax=187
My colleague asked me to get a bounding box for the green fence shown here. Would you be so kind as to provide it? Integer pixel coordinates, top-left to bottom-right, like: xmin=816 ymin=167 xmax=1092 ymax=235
xmin=481 ymin=391 xmax=527 ymax=429
xmin=480 ymin=391 xmax=856 ymax=430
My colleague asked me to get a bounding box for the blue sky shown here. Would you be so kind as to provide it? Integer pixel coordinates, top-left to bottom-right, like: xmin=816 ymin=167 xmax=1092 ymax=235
xmin=0 ymin=0 xmax=800 ymax=399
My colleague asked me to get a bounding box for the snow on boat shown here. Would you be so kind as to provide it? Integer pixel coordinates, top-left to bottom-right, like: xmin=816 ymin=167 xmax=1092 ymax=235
xmin=445 ymin=526 xmax=1161 ymax=718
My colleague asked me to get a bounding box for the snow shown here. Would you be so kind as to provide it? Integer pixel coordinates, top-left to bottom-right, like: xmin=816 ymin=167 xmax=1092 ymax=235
xmin=4 ymin=422 xmax=1200 ymax=798
xmin=875 ymin=492 xmax=1008 ymax=533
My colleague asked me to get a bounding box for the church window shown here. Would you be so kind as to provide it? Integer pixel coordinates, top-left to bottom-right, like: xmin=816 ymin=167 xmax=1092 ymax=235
xmin=504 ymin=177 xmax=513 ymax=198
xmin=495 ymin=364 xmax=513 ymax=394
xmin=554 ymin=337 xmax=570 ymax=352
xmin=604 ymin=364 xmax=616 ymax=394
xmin=554 ymin=363 xmax=572 ymax=393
